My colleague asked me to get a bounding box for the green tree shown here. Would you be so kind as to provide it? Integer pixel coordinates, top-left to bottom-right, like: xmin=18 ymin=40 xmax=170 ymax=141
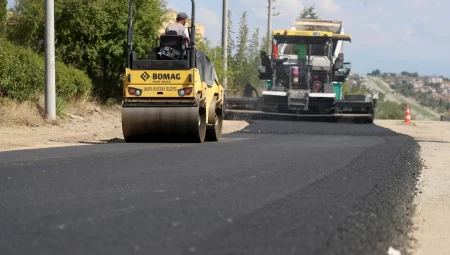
xmin=400 ymin=71 xmax=419 ymax=77
xmin=260 ymin=35 xmax=270 ymax=55
xmin=342 ymin=81 xmax=350 ymax=95
xmin=0 ymin=0 xmax=6 ymax=36
xmin=377 ymin=100 xmax=406 ymax=120
xmin=233 ymin=11 xmax=249 ymax=94
xmin=299 ymin=6 xmax=320 ymax=19
xmin=246 ymin=28 xmax=259 ymax=59
xmin=219 ymin=10 xmax=235 ymax=59
xmin=196 ymin=36 xmax=224 ymax=83
xmin=245 ymin=28 xmax=261 ymax=87
xmin=235 ymin=11 xmax=249 ymax=62
xmin=226 ymin=10 xmax=235 ymax=64
xmin=223 ymin=10 xmax=238 ymax=91
xmin=368 ymin=69 xmax=381 ymax=76
xmin=8 ymin=0 xmax=167 ymax=100
xmin=6 ymin=0 xmax=44 ymax=50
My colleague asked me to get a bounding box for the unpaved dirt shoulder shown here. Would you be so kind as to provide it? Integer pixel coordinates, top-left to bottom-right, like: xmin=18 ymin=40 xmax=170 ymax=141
xmin=375 ymin=120 xmax=450 ymax=255
xmin=0 ymin=108 xmax=249 ymax=152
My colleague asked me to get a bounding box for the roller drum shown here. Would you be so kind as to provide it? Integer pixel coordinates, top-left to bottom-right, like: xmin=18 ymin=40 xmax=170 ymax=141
xmin=122 ymin=106 xmax=206 ymax=142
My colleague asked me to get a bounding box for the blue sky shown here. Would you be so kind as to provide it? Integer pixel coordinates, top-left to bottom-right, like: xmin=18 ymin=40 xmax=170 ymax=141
xmin=7 ymin=0 xmax=450 ymax=77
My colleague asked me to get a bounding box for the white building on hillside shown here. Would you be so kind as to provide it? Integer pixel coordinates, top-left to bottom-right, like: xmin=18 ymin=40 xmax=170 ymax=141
xmin=427 ymin=76 xmax=443 ymax=84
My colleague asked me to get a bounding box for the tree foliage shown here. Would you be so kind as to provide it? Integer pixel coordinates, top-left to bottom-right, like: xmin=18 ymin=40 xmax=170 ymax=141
xmin=260 ymin=35 xmax=270 ymax=56
xmin=400 ymin=71 xmax=419 ymax=77
xmin=0 ymin=38 xmax=92 ymax=102
xmin=7 ymin=0 xmax=167 ymax=101
xmin=299 ymin=6 xmax=320 ymax=19
xmin=196 ymin=37 xmax=224 ymax=80
xmin=226 ymin=10 xmax=235 ymax=61
xmin=197 ymin=10 xmax=265 ymax=96
xmin=233 ymin=12 xmax=249 ymax=90
xmin=228 ymin=11 xmax=263 ymax=95
xmin=6 ymin=0 xmax=44 ymax=50
xmin=3 ymin=2 xmax=273 ymax=101
xmin=377 ymin=100 xmax=407 ymax=120
xmin=367 ymin=69 xmax=381 ymax=76
xmin=0 ymin=0 xmax=6 ymax=35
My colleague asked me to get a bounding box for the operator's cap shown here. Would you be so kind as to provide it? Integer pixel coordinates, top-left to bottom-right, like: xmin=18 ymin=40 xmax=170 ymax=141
xmin=177 ymin=12 xmax=188 ymax=20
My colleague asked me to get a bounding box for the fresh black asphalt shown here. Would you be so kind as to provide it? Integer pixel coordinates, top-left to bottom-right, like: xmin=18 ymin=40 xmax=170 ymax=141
xmin=0 ymin=120 xmax=421 ymax=255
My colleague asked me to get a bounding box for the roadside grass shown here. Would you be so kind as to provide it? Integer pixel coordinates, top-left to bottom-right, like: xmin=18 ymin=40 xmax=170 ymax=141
xmin=0 ymin=94 xmax=111 ymax=127
xmin=56 ymin=97 xmax=68 ymax=118
xmin=369 ymin=77 xmax=440 ymax=121
xmin=0 ymin=98 xmax=45 ymax=127
xmin=371 ymin=78 xmax=392 ymax=94
xmin=394 ymin=96 xmax=439 ymax=121
xmin=376 ymin=99 xmax=409 ymax=120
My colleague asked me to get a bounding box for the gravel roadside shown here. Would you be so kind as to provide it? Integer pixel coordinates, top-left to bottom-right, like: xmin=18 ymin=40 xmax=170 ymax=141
xmin=375 ymin=120 xmax=450 ymax=255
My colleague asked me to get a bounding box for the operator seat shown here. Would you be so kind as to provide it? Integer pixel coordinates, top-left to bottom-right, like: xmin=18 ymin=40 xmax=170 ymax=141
xmin=159 ymin=30 xmax=187 ymax=60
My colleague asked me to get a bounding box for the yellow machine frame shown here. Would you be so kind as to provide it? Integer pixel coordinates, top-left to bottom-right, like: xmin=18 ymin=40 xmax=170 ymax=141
xmin=272 ymin=29 xmax=352 ymax=42
xmin=121 ymin=0 xmax=224 ymax=143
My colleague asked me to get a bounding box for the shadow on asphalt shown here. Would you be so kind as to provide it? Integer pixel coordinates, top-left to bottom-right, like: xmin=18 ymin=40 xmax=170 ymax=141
xmin=77 ymin=138 xmax=125 ymax=144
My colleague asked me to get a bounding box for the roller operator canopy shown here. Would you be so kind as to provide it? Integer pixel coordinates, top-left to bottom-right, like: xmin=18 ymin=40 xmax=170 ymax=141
xmin=272 ymin=30 xmax=351 ymax=44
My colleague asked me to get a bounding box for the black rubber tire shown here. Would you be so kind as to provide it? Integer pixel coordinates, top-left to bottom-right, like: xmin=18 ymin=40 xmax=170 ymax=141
xmin=205 ymin=109 xmax=223 ymax=142
xmin=205 ymin=96 xmax=223 ymax=142
xmin=194 ymin=106 xmax=207 ymax=143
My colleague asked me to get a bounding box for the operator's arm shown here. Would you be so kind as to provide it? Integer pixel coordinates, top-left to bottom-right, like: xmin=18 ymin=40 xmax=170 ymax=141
xmin=184 ymin=28 xmax=190 ymax=44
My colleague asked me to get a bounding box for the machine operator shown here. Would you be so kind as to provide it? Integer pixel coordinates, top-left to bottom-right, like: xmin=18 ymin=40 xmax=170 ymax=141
xmin=165 ymin=12 xmax=191 ymax=44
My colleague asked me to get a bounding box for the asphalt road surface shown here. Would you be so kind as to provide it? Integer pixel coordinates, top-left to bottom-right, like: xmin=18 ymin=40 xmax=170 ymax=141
xmin=0 ymin=120 xmax=421 ymax=255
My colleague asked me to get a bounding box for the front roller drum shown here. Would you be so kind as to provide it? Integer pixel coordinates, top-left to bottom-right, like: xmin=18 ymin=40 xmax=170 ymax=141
xmin=122 ymin=105 xmax=207 ymax=143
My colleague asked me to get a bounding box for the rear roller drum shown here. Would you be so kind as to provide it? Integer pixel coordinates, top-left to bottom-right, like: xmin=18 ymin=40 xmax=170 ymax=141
xmin=122 ymin=102 xmax=207 ymax=143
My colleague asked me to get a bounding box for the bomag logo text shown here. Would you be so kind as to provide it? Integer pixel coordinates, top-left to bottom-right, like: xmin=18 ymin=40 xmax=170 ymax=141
xmin=153 ymin=73 xmax=181 ymax=80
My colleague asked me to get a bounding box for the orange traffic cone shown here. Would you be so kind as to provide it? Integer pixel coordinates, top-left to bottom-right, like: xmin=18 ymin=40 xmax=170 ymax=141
xmin=404 ymin=105 xmax=411 ymax=124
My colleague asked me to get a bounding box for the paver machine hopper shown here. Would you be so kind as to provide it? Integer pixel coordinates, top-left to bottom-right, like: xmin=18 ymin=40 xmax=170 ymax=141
xmin=225 ymin=19 xmax=378 ymax=123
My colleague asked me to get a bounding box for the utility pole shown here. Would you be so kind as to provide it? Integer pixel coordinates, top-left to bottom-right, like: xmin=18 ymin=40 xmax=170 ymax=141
xmin=267 ymin=0 xmax=272 ymax=54
xmin=45 ymin=0 xmax=56 ymax=120
xmin=222 ymin=0 xmax=228 ymax=93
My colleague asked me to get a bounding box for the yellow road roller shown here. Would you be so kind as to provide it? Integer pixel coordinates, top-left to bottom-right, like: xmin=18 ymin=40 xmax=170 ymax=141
xmin=122 ymin=0 xmax=224 ymax=143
